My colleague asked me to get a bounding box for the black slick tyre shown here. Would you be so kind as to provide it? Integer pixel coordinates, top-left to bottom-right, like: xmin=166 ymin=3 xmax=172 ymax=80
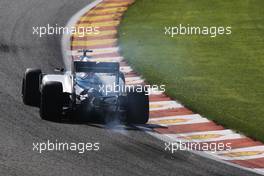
xmin=40 ymin=81 xmax=63 ymax=122
xmin=126 ymin=90 xmax=149 ymax=124
xmin=22 ymin=68 xmax=42 ymax=106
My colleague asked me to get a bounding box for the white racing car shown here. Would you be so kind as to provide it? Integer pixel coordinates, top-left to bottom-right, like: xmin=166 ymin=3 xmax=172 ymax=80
xmin=22 ymin=50 xmax=149 ymax=123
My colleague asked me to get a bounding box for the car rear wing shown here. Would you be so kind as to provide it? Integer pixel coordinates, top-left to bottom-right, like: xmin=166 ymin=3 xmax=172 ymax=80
xmin=74 ymin=61 xmax=119 ymax=73
xmin=74 ymin=61 xmax=120 ymax=84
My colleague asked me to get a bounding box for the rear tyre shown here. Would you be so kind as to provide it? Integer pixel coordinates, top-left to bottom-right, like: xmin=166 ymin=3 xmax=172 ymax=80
xmin=22 ymin=68 xmax=42 ymax=106
xmin=40 ymin=81 xmax=63 ymax=122
xmin=126 ymin=90 xmax=149 ymax=124
xmin=119 ymin=72 xmax=125 ymax=83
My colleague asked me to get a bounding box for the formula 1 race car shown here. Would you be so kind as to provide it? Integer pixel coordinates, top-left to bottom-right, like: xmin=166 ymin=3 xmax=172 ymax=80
xmin=22 ymin=50 xmax=149 ymax=124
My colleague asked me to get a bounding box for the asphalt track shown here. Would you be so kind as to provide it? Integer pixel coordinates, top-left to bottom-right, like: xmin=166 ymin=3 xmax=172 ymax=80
xmin=0 ymin=0 xmax=261 ymax=175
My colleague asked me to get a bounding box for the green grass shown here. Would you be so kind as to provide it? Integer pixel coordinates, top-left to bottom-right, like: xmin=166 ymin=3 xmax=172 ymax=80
xmin=119 ymin=0 xmax=264 ymax=142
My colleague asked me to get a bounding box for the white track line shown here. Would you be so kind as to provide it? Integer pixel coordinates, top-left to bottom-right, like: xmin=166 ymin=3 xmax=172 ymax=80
xmin=255 ymin=169 xmax=264 ymax=175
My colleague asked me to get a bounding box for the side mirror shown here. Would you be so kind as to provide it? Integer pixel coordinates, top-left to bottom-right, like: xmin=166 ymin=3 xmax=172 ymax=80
xmin=54 ymin=67 xmax=64 ymax=72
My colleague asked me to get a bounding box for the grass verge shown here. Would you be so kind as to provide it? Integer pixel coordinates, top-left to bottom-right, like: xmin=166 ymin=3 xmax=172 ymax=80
xmin=119 ymin=0 xmax=264 ymax=142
